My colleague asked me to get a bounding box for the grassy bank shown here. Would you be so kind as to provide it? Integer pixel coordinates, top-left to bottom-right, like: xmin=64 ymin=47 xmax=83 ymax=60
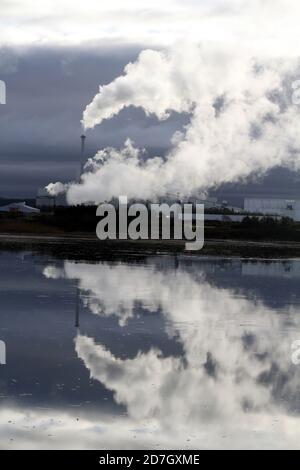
xmin=1 ymin=207 xmax=300 ymax=259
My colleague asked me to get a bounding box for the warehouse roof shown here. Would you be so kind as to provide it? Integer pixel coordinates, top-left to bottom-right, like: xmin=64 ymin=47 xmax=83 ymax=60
xmin=0 ymin=202 xmax=40 ymax=214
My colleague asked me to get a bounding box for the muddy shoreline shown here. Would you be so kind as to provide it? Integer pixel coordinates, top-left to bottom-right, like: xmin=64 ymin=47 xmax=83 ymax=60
xmin=0 ymin=233 xmax=300 ymax=260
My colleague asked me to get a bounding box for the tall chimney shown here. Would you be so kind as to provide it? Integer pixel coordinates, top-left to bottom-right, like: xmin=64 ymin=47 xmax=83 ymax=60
xmin=80 ymin=134 xmax=86 ymax=178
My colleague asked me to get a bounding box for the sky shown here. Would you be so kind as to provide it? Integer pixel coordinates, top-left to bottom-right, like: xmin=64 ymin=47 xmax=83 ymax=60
xmin=1 ymin=0 xmax=300 ymax=199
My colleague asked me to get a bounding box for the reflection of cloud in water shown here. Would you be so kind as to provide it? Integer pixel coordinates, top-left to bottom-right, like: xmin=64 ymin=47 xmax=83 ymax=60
xmin=43 ymin=258 xmax=300 ymax=448
xmin=0 ymin=405 xmax=168 ymax=450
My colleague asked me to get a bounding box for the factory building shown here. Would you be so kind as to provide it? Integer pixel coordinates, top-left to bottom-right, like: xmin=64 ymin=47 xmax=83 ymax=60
xmin=0 ymin=202 xmax=40 ymax=214
xmin=244 ymin=197 xmax=300 ymax=221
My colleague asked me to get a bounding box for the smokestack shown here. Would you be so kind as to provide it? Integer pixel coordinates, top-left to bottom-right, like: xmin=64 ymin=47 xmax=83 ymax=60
xmin=79 ymin=134 xmax=86 ymax=178
xmin=81 ymin=134 xmax=86 ymax=159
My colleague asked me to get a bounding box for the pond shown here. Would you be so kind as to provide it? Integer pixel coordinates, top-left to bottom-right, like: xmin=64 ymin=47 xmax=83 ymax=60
xmin=0 ymin=250 xmax=300 ymax=449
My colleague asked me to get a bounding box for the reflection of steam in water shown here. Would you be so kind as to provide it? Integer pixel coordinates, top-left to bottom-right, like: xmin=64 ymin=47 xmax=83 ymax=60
xmin=43 ymin=257 xmax=300 ymax=447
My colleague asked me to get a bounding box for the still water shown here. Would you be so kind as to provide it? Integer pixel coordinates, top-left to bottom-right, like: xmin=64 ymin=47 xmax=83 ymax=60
xmin=1 ymin=250 xmax=300 ymax=449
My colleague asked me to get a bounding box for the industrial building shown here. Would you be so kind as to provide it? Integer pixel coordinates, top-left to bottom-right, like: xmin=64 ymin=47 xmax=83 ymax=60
xmin=244 ymin=197 xmax=300 ymax=221
xmin=0 ymin=201 xmax=40 ymax=214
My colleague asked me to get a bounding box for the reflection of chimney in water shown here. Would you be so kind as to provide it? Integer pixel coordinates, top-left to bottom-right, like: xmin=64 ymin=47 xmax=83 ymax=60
xmin=75 ymin=286 xmax=80 ymax=330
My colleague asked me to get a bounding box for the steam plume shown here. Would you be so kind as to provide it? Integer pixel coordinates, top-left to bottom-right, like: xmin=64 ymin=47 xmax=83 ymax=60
xmin=47 ymin=44 xmax=300 ymax=204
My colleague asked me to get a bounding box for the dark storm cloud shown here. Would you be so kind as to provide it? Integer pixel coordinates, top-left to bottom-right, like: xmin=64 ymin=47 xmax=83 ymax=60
xmin=0 ymin=44 xmax=300 ymax=199
xmin=0 ymin=161 xmax=75 ymax=197
xmin=0 ymin=45 xmax=188 ymax=197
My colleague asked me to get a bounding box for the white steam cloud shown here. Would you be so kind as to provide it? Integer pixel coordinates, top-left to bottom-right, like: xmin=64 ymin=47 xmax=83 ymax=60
xmin=46 ymin=44 xmax=300 ymax=204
